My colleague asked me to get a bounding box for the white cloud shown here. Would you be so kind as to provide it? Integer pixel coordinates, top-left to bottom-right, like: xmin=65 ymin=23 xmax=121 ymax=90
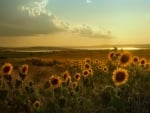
xmin=70 ymin=24 xmax=112 ymax=38
xmin=21 ymin=0 xmax=49 ymax=16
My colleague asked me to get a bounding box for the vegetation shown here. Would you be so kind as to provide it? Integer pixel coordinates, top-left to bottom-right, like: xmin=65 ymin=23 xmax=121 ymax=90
xmin=0 ymin=49 xmax=150 ymax=113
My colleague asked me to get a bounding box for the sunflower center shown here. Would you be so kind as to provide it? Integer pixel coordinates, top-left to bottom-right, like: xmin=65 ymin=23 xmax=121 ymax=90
xmin=120 ymin=54 xmax=129 ymax=64
xmin=75 ymin=75 xmax=79 ymax=79
xmin=35 ymin=103 xmax=40 ymax=108
xmin=134 ymin=58 xmax=138 ymax=62
xmin=85 ymin=64 xmax=90 ymax=68
xmin=63 ymin=74 xmax=67 ymax=79
xmin=51 ymin=78 xmax=59 ymax=85
xmin=110 ymin=53 xmax=114 ymax=58
xmin=84 ymin=71 xmax=88 ymax=75
xmin=116 ymin=72 xmax=126 ymax=82
xmin=3 ymin=66 xmax=10 ymax=73
xmin=141 ymin=60 xmax=145 ymax=64
xmin=22 ymin=67 xmax=27 ymax=73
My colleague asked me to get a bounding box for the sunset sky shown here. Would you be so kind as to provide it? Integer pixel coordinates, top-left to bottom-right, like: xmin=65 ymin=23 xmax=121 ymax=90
xmin=0 ymin=0 xmax=150 ymax=47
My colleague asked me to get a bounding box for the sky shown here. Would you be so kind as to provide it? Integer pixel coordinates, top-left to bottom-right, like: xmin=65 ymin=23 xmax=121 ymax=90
xmin=0 ymin=0 xmax=150 ymax=47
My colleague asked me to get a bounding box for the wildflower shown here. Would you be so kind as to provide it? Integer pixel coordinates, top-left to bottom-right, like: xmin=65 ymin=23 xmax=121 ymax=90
xmin=1 ymin=63 xmax=13 ymax=75
xmin=49 ymin=75 xmax=61 ymax=89
xmin=119 ymin=51 xmax=132 ymax=67
xmin=112 ymin=68 xmax=129 ymax=86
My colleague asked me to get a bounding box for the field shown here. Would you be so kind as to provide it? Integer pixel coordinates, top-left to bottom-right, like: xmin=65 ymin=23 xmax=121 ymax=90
xmin=0 ymin=49 xmax=150 ymax=113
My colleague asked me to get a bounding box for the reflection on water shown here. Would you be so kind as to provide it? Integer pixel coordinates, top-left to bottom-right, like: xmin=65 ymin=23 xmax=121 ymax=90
xmin=14 ymin=47 xmax=150 ymax=52
xmin=74 ymin=47 xmax=148 ymax=50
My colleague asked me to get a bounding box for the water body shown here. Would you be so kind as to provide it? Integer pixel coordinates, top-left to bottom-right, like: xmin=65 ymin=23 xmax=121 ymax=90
xmin=13 ymin=47 xmax=150 ymax=52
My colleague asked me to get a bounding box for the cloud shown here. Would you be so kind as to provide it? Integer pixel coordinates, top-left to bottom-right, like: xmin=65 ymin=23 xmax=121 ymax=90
xmin=70 ymin=24 xmax=112 ymax=39
xmin=0 ymin=0 xmax=67 ymax=36
xmin=0 ymin=0 xmax=112 ymax=39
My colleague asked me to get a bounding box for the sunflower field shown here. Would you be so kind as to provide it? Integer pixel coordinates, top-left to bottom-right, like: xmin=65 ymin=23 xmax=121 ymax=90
xmin=0 ymin=50 xmax=150 ymax=113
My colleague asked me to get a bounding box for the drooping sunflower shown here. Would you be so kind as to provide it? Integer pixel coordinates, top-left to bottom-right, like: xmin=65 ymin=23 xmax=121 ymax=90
xmin=119 ymin=51 xmax=132 ymax=67
xmin=49 ymin=75 xmax=61 ymax=89
xmin=108 ymin=51 xmax=115 ymax=61
xmin=74 ymin=73 xmax=81 ymax=81
xmin=112 ymin=68 xmax=129 ymax=86
xmin=1 ymin=63 xmax=13 ymax=75
xmin=61 ymin=70 xmax=70 ymax=82
xmin=115 ymin=52 xmax=121 ymax=57
xmin=19 ymin=64 xmax=29 ymax=81
xmin=21 ymin=64 xmax=29 ymax=74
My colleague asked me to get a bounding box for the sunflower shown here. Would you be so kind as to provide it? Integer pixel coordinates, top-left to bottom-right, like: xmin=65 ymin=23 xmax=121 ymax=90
xmin=112 ymin=68 xmax=129 ymax=86
xmin=74 ymin=73 xmax=81 ymax=81
xmin=82 ymin=69 xmax=89 ymax=78
xmin=119 ymin=51 xmax=132 ymax=67
xmin=18 ymin=64 xmax=29 ymax=81
xmin=1 ymin=63 xmax=13 ymax=75
xmin=88 ymin=68 xmax=93 ymax=76
xmin=49 ymin=75 xmax=61 ymax=89
xmin=84 ymin=57 xmax=91 ymax=64
xmin=70 ymin=81 xmax=78 ymax=89
xmin=103 ymin=66 xmax=108 ymax=72
xmin=61 ymin=70 xmax=70 ymax=82
xmin=33 ymin=100 xmax=41 ymax=109
xmin=93 ymin=59 xmax=100 ymax=64
xmin=145 ymin=62 xmax=150 ymax=69
xmin=66 ymin=75 xmax=72 ymax=85
xmin=132 ymin=56 xmax=139 ymax=64
xmin=108 ymin=51 xmax=115 ymax=61
xmin=140 ymin=58 xmax=147 ymax=65
xmin=98 ymin=65 xmax=102 ymax=70
xmin=84 ymin=63 xmax=91 ymax=69
xmin=21 ymin=64 xmax=28 ymax=74
xmin=115 ymin=52 xmax=121 ymax=57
